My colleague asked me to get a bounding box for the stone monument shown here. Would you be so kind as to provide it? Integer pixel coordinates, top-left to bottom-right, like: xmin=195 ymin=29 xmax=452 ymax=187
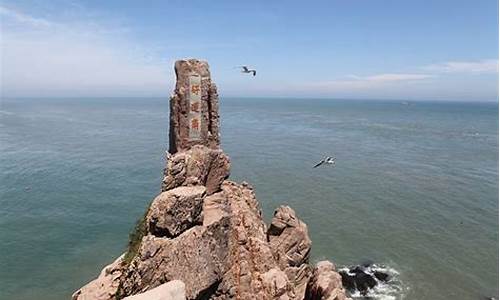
xmin=72 ymin=59 xmax=351 ymax=300
xmin=169 ymin=59 xmax=220 ymax=154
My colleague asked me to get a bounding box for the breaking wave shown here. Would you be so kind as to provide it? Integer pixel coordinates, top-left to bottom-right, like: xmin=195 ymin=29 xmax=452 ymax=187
xmin=338 ymin=263 xmax=407 ymax=300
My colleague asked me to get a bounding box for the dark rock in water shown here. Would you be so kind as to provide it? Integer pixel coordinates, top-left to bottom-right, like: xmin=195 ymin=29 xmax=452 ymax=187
xmin=349 ymin=266 xmax=366 ymax=274
xmin=339 ymin=271 xmax=356 ymax=292
xmin=340 ymin=264 xmax=400 ymax=299
xmin=341 ymin=266 xmax=380 ymax=296
xmin=354 ymin=271 xmax=377 ymax=295
xmin=374 ymin=270 xmax=390 ymax=282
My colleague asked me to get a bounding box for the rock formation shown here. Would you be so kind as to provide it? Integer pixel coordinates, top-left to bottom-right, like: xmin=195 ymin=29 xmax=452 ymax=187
xmin=168 ymin=59 xmax=220 ymax=153
xmin=305 ymin=262 xmax=350 ymax=300
xmin=73 ymin=59 xmax=351 ymax=300
xmin=338 ymin=263 xmax=393 ymax=297
xmin=123 ymin=281 xmax=186 ymax=300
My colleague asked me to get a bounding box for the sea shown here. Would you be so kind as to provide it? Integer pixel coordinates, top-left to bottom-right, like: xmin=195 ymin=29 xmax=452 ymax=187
xmin=0 ymin=97 xmax=498 ymax=300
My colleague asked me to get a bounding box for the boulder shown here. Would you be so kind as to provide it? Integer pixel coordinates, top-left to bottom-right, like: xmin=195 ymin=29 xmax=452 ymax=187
xmin=203 ymin=191 xmax=229 ymax=226
xmin=373 ymin=270 xmax=390 ymax=282
xmin=305 ymin=261 xmax=351 ymax=300
xmin=339 ymin=271 xmax=356 ymax=293
xmin=261 ymin=268 xmax=292 ymax=300
xmin=72 ymin=254 xmax=125 ymax=300
xmin=268 ymin=206 xmax=312 ymax=268
xmin=354 ymin=271 xmax=376 ymax=295
xmin=119 ymin=218 xmax=231 ymax=299
xmin=340 ymin=264 xmax=387 ymax=295
xmin=267 ymin=206 xmax=313 ymax=299
xmin=284 ymin=264 xmax=312 ymax=300
xmin=162 ymin=145 xmax=230 ymax=195
xmin=122 ymin=280 xmax=186 ymax=300
xmin=212 ymin=181 xmax=291 ymax=299
xmin=348 ymin=266 xmax=365 ymax=275
xmin=146 ymin=186 xmax=206 ymax=238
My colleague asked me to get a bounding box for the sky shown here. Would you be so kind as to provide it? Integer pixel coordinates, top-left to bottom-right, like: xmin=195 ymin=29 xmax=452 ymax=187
xmin=0 ymin=0 xmax=498 ymax=101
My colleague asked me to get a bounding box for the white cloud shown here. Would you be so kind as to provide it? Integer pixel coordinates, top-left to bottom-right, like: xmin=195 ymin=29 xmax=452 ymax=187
xmin=296 ymin=60 xmax=498 ymax=100
xmin=0 ymin=6 xmax=52 ymax=27
xmin=309 ymin=73 xmax=434 ymax=91
xmin=0 ymin=5 xmax=172 ymax=97
xmin=422 ymin=59 xmax=499 ymax=74
xmin=356 ymin=73 xmax=434 ymax=82
xmin=0 ymin=4 xmax=497 ymax=101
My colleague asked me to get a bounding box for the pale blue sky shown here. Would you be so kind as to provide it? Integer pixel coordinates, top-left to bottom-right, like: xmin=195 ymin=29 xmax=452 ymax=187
xmin=1 ymin=0 xmax=498 ymax=101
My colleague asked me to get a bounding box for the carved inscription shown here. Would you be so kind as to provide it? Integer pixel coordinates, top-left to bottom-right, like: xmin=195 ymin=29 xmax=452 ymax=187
xmin=188 ymin=75 xmax=202 ymax=140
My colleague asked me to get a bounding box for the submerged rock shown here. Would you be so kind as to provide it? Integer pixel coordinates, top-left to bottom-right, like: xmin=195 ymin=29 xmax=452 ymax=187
xmin=339 ymin=264 xmax=394 ymax=297
xmin=354 ymin=271 xmax=377 ymax=295
xmin=373 ymin=271 xmax=389 ymax=282
xmin=339 ymin=271 xmax=356 ymax=293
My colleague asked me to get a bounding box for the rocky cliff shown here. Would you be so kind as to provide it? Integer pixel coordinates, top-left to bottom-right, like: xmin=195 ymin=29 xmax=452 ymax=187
xmin=72 ymin=59 xmax=351 ymax=300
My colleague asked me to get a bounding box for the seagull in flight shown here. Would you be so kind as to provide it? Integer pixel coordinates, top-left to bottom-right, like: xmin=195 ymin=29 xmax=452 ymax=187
xmin=313 ymin=156 xmax=336 ymax=168
xmin=238 ymin=66 xmax=257 ymax=76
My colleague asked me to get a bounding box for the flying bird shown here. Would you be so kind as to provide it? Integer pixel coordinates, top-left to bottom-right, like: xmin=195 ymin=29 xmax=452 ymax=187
xmin=238 ymin=66 xmax=257 ymax=76
xmin=313 ymin=156 xmax=336 ymax=168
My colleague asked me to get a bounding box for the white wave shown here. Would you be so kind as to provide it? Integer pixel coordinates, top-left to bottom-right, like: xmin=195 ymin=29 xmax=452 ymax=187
xmin=339 ymin=264 xmax=407 ymax=300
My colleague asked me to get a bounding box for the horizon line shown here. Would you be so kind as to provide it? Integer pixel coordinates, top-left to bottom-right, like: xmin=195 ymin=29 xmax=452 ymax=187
xmin=1 ymin=95 xmax=498 ymax=104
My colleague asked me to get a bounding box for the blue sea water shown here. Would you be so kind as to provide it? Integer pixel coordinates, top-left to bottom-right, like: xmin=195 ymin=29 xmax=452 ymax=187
xmin=0 ymin=97 xmax=498 ymax=300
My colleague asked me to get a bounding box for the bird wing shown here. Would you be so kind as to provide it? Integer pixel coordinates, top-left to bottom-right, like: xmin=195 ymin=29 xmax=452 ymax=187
xmin=313 ymin=160 xmax=325 ymax=168
xmin=252 ymin=70 xmax=256 ymax=76
xmin=242 ymin=66 xmax=249 ymax=72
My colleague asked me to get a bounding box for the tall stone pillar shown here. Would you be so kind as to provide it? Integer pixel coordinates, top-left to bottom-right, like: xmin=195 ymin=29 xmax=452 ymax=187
xmin=169 ymin=59 xmax=220 ymax=154
xmin=163 ymin=59 xmax=230 ymax=195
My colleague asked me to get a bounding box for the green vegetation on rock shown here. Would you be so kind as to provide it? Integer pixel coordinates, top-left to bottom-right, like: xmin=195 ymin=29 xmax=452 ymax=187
xmin=124 ymin=207 xmax=149 ymax=265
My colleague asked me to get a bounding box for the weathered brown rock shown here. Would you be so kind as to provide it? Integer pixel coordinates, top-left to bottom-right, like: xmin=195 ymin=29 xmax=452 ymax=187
xmin=305 ymin=261 xmax=351 ymax=300
xmin=261 ymin=268 xmax=292 ymax=300
xmin=267 ymin=206 xmax=313 ymax=299
xmin=74 ymin=180 xmax=347 ymax=300
xmin=122 ymin=280 xmax=186 ymax=300
xmin=120 ymin=219 xmax=231 ymax=299
xmin=73 ymin=59 xmax=352 ymax=300
xmin=211 ymin=181 xmax=294 ymax=300
xmin=285 ymin=264 xmax=312 ymax=300
xmin=162 ymin=145 xmax=230 ymax=195
xmin=119 ymin=181 xmax=299 ymax=300
xmin=169 ymin=59 xmax=220 ymax=154
xmin=268 ymin=206 xmax=312 ymax=269
xmin=146 ymin=186 xmax=206 ymax=238
xmin=72 ymin=254 xmax=125 ymax=300
xmin=203 ymin=191 xmax=229 ymax=226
